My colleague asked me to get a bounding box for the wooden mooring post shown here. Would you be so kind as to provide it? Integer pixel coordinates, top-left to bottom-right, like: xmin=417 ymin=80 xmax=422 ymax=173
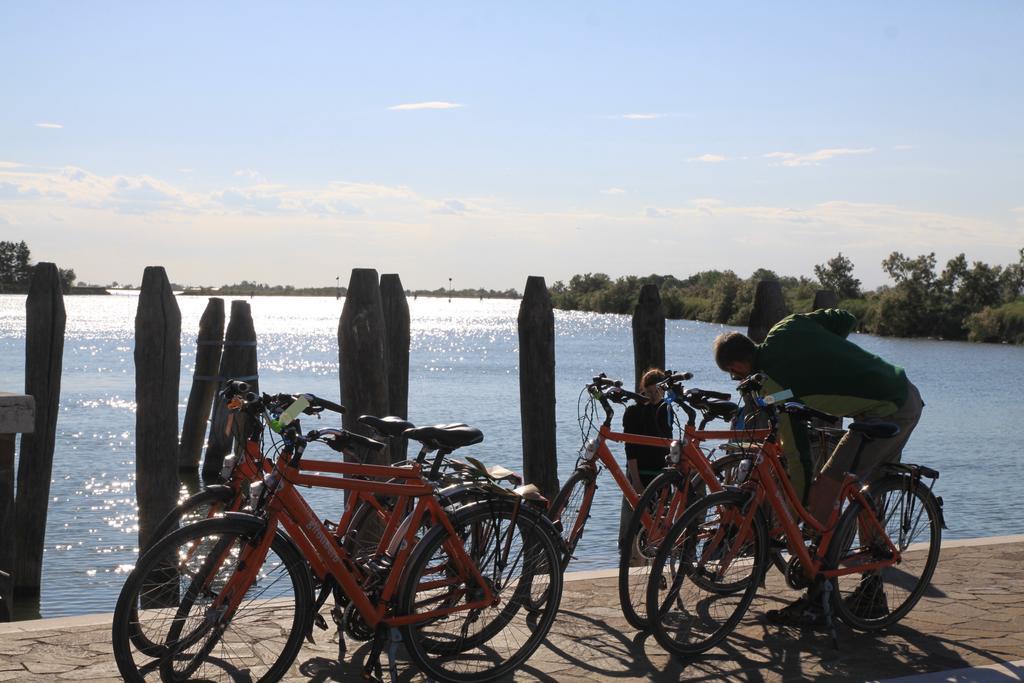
xmin=134 ymin=266 xmax=181 ymax=553
xmin=13 ymin=263 xmax=65 ymax=599
xmin=518 ymin=276 xmax=558 ymax=499
xmin=747 ymin=279 xmax=789 ymax=344
xmin=380 ymin=274 xmax=410 ymax=463
xmin=632 ymin=284 xmax=665 ymax=389
xmin=178 ymin=298 xmax=225 ymax=471
xmin=338 ymin=269 xmax=389 ymax=465
xmin=622 ymin=284 xmax=666 ymax=542
xmin=203 ymin=301 xmax=258 ymax=480
xmin=0 ymin=393 xmax=34 ymax=621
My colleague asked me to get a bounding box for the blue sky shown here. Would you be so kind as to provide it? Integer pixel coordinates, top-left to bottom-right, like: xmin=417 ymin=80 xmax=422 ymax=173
xmin=1 ymin=2 xmax=1022 ymax=290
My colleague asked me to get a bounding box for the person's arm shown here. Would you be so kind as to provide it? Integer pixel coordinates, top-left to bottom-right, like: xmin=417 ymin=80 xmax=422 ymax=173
xmin=806 ymin=308 xmax=857 ymax=338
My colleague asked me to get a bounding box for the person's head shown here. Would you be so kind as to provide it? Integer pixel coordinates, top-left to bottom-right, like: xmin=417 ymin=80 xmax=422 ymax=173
xmin=639 ymin=367 xmax=667 ymax=403
xmin=713 ymin=332 xmax=757 ymax=380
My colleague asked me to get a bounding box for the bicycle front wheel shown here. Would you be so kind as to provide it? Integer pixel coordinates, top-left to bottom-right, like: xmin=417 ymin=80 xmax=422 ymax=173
xmin=618 ymin=468 xmax=691 ymax=630
xmin=547 ymin=467 xmax=596 ymax=568
xmin=397 ymin=498 xmax=563 ymax=682
xmin=646 ymin=490 xmax=767 ymax=656
xmin=828 ymin=474 xmax=942 ymax=631
xmin=129 ymin=486 xmax=240 ymax=655
xmin=112 ymin=516 xmax=312 ymax=683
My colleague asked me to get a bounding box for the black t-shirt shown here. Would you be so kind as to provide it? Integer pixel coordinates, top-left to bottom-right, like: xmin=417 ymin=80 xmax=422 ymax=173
xmin=621 ymin=402 xmax=672 ymax=472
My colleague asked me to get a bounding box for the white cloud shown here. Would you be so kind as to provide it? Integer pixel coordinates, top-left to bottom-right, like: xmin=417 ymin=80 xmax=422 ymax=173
xmin=0 ymin=161 xmax=23 ymax=169
xmin=688 ymin=154 xmax=728 ymax=163
xmin=35 ymin=122 xmax=63 ymax=129
xmin=388 ymin=101 xmax=463 ymax=111
xmin=764 ymin=148 xmax=875 ymax=167
xmin=233 ymin=169 xmax=266 ymax=183
xmin=618 ymin=113 xmax=664 ymax=120
xmin=601 ymin=187 xmax=626 ymax=195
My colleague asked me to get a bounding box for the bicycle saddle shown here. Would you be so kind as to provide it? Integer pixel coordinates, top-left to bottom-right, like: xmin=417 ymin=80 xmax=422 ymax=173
xmin=358 ymin=415 xmax=416 ymax=438
xmin=848 ymin=421 xmax=900 ymax=439
xmin=404 ymin=423 xmax=484 ymax=451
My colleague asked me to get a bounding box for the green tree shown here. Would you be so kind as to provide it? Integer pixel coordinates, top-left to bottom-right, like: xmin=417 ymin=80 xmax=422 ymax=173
xmin=814 ymin=252 xmax=861 ymax=299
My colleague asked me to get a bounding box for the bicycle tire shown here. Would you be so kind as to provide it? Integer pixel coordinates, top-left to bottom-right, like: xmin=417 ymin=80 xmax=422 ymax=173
xmin=547 ymin=467 xmax=596 ymax=568
xmin=827 ymin=474 xmax=941 ymax=631
xmin=617 ymin=468 xmax=689 ymax=630
xmin=646 ymin=489 xmax=767 ymax=656
xmin=128 ymin=486 xmax=240 ymax=655
xmin=397 ymin=498 xmax=563 ymax=682
xmin=112 ymin=515 xmax=312 ymax=683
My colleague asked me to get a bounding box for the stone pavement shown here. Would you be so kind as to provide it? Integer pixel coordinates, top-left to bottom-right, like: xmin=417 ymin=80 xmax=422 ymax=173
xmin=1 ymin=535 xmax=1023 ymax=682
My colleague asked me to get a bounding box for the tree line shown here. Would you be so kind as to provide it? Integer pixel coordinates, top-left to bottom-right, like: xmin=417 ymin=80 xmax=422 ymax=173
xmin=0 ymin=241 xmax=77 ymax=293
xmin=549 ymin=249 xmax=1024 ymax=345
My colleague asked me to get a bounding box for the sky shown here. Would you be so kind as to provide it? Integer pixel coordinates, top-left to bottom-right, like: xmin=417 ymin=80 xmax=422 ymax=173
xmin=1 ymin=2 xmax=1022 ymax=291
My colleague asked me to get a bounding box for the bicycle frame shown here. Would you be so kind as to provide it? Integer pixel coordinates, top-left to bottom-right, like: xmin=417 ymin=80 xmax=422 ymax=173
xmin=735 ymin=441 xmax=902 ymax=582
xmin=212 ymin=452 xmax=499 ymax=631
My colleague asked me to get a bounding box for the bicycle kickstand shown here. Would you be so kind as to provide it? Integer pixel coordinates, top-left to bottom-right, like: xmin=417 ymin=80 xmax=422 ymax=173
xmin=360 ymin=626 xmax=387 ymax=682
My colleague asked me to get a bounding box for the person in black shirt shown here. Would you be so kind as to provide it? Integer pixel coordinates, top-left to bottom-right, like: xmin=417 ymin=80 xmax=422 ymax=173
xmin=622 ymin=368 xmax=673 ymax=492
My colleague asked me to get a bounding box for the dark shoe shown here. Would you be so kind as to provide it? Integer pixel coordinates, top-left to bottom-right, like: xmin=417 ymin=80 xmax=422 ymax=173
xmin=845 ymin=575 xmax=889 ymax=619
xmin=765 ymin=597 xmax=827 ymax=628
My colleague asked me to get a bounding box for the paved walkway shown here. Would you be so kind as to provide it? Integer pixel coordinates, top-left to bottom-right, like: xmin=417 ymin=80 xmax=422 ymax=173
xmin=1 ymin=535 xmax=1023 ymax=681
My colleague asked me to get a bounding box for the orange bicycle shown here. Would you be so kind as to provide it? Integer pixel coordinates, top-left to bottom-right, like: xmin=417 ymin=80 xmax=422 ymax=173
xmin=112 ymin=387 xmax=563 ymax=683
xmin=646 ymin=373 xmax=943 ymax=655
xmin=547 ymin=373 xmax=745 ymax=628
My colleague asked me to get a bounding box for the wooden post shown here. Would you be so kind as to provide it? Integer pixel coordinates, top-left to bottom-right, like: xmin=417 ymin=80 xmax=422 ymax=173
xmin=632 ymin=284 xmax=666 ymax=390
xmin=134 ymin=266 xmax=181 ymax=554
xmin=0 ymin=394 xmax=34 ymax=620
xmin=178 ymin=298 xmax=225 ymax=470
xmin=338 ymin=269 xmax=389 ymax=465
xmin=812 ymin=289 xmax=839 ymax=311
xmin=623 ymin=284 xmax=666 ymax=546
xmin=203 ymin=301 xmax=258 ymax=479
xmin=380 ymin=274 xmax=410 ymax=463
xmin=747 ymin=279 xmax=789 ymax=344
xmin=13 ymin=263 xmax=65 ymax=599
xmin=517 ymin=276 xmax=558 ymax=499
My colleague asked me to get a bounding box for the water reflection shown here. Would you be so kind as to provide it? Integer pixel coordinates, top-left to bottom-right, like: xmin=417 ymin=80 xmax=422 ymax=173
xmin=0 ymin=293 xmax=1022 ymax=617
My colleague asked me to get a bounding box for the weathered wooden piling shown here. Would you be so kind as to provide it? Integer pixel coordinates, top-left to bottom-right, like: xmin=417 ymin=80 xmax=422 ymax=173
xmin=338 ymin=269 xmax=389 ymax=465
xmin=203 ymin=301 xmax=258 ymax=479
xmin=380 ymin=274 xmax=410 ymax=463
xmin=812 ymin=289 xmax=839 ymax=311
xmin=13 ymin=264 xmax=65 ymax=599
xmin=632 ymin=284 xmax=666 ymax=389
xmin=518 ymin=276 xmax=558 ymax=499
xmin=0 ymin=393 xmax=34 ymax=620
xmin=178 ymin=298 xmax=225 ymax=470
xmin=747 ymin=279 xmax=789 ymax=343
xmin=622 ymin=284 xmax=666 ymax=544
xmin=133 ymin=267 xmax=181 ymax=555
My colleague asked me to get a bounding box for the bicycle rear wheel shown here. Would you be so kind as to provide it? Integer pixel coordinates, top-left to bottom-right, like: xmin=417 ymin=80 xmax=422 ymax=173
xmin=397 ymin=498 xmax=563 ymax=682
xmin=547 ymin=467 xmax=596 ymax=568
xmin=828 ymin=474 xmax=942 ymax=631
xmin=112 ymin=516 xmax=311 ymax=683
xmin=646 ymin=490 xmax=767 ymax=656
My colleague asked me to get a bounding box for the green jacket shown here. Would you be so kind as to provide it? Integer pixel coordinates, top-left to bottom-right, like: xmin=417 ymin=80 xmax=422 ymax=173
xmin=754 ymin=308 xmax=909 ymax=498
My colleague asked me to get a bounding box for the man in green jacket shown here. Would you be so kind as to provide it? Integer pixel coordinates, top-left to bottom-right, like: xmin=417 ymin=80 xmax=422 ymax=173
xmin=713 ymin=308 xmax=924 ymax=623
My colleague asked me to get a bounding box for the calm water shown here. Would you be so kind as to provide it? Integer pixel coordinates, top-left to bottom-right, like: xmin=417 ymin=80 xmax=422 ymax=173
xmin=1 ymin=293 xmax=1022 ymax=617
